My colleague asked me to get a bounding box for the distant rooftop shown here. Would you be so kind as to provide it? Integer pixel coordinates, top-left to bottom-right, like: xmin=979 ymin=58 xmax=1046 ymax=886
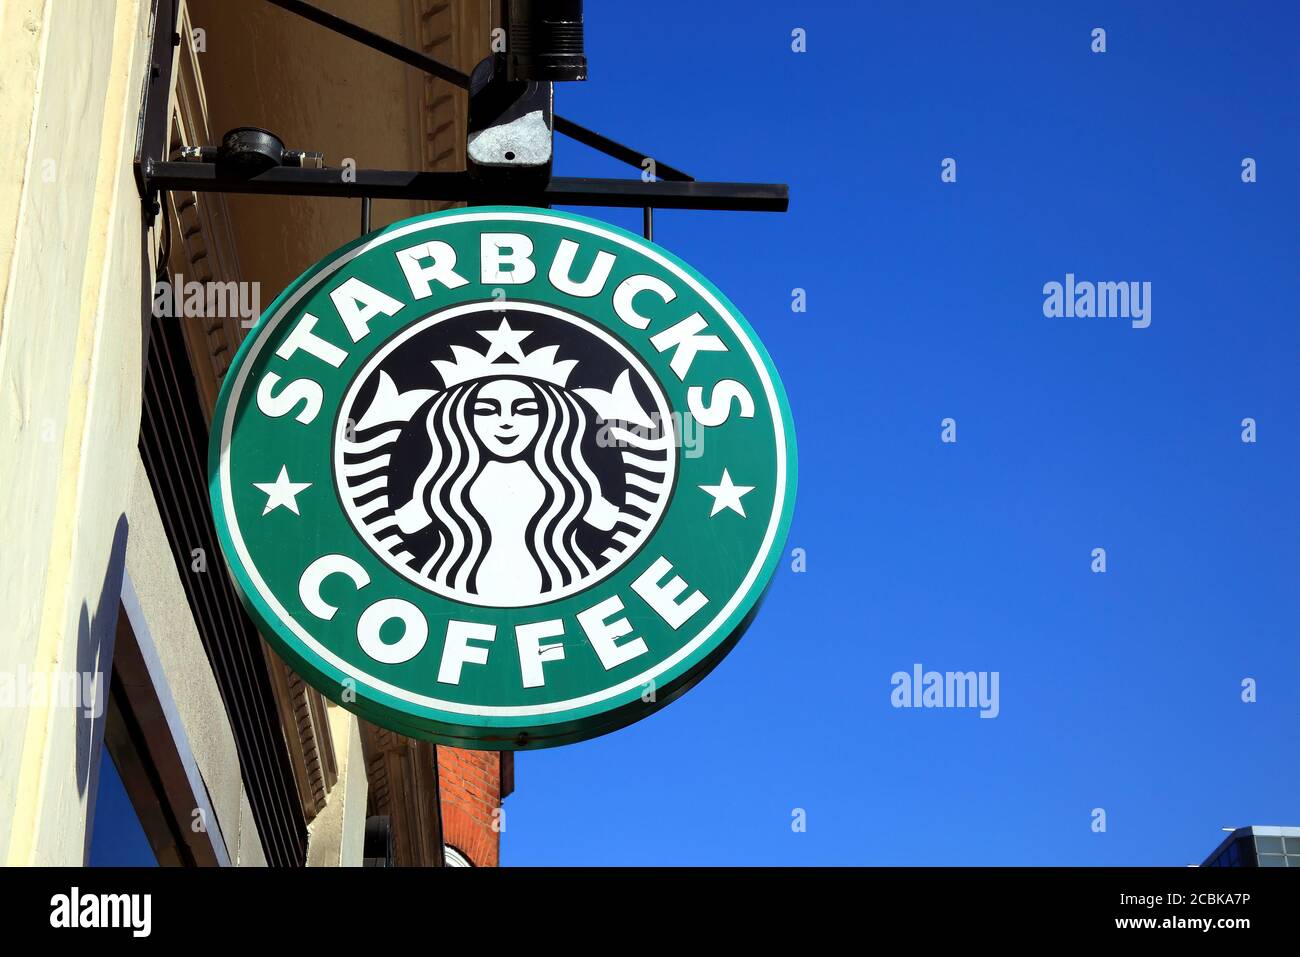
xmin=1201 ymin=826 xmax=1300 ymax=867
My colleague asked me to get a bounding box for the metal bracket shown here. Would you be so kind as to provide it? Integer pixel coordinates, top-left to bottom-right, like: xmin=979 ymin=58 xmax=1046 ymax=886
xmin=134 ymin=0 xmax=181 ymax=226
xmin=133 ymin=0 xmax=789 ymax=240
xmin=466 ymin=54 xmax=554 ymax=185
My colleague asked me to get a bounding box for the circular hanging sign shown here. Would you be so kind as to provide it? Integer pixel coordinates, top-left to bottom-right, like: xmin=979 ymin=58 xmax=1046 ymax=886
xmin=210 ymin=207 xmax=796 ymax=748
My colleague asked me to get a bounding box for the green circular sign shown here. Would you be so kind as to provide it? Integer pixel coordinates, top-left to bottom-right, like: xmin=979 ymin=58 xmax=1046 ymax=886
xmin=209 ymin=207 xmax=796 ymax=748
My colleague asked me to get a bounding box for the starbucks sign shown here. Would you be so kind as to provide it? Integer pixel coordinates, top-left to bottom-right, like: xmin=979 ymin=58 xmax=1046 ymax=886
xmin=210 ymin=207 xmax=797 ymax=748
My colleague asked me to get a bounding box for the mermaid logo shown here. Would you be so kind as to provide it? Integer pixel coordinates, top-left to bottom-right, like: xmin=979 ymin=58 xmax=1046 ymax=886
xmin=335 ymin=302 xmax=676 ymax=607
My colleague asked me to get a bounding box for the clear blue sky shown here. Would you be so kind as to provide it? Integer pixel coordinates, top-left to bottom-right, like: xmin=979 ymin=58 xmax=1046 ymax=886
xmin=501 ymin=0 xmax=1300 ymax=865
xmin=91 ymin=1 xmax=1298 ymax=867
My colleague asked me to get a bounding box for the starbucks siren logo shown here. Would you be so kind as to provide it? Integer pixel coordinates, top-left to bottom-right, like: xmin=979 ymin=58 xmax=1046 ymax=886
xmin=336 ymin=305 xmax=674 ymax=606
xmin=210 ymin=208 xmax=796 ymax=748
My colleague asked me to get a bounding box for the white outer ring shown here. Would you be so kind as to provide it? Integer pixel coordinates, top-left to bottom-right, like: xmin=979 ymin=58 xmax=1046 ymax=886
xmin=335 ymin=300 xmax=676 ymax=606
xmin=219 ymin=211 xmax=787 ymax=719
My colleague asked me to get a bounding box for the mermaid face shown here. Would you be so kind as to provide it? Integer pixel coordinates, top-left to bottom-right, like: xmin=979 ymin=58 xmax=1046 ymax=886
xmin=471 ymin=378 xmax=541 ymax=460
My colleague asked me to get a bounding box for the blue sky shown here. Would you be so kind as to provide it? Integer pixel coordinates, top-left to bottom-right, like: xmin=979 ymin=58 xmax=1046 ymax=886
xmin=91 ymin=1 xmax=1298 ymax=867
xmin=500 ymin=0 xmax=1300 ymax=865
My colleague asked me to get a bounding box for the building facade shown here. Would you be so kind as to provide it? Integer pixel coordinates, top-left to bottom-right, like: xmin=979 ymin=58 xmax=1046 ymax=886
xmin=0 ymin=0 xmax=511 ymax=867
xmin=1202 ymin=826 xmax=1300 ymax=868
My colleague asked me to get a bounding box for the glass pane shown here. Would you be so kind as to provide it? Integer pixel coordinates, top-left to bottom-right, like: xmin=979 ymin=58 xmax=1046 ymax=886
xmin=89 ymin=751 xmax=157 ymax=867
xmin=1257 ymin=854 xmax=1287 ymax=867
xmin=1255 ymin=836 xmax=1284 ymax=854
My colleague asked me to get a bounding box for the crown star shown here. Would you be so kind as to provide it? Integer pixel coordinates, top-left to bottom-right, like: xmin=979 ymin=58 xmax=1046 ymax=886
xmin=478 ymin=318 xmax=532 ymax=362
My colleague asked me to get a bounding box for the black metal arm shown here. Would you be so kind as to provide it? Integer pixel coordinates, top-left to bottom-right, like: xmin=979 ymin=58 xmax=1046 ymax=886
xmin=133 ymin=0 xmax=788 ymax=226
xmin=147 ymin=163 xmax=787 ymax=212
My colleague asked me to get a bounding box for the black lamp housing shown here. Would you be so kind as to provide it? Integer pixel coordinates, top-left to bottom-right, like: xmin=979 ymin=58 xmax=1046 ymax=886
xmin=505 ymin=0 xmax=587 ymax=82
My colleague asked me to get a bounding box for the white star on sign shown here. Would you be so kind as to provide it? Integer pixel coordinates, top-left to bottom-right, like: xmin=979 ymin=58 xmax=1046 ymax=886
xmin=254 ymin=465 xmax=312 ymax=516
xmin=698 ymin=469 xmax=755 ymax=518
xmin=478 ymin=317 xmax=532 ymax=362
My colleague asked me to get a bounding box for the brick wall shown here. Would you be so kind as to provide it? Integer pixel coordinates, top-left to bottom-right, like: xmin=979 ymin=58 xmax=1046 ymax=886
xmin=436 ymin=747 xmax=512 ymax=867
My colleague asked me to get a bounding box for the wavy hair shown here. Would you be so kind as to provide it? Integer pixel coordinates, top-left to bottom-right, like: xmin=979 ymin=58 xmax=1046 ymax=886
xmin=406 ymin=377 xmax=605 ymax=595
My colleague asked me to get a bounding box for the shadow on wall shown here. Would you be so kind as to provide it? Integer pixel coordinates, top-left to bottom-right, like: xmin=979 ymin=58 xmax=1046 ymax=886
xmin=78 ymin=513 xmax=129 ymax=863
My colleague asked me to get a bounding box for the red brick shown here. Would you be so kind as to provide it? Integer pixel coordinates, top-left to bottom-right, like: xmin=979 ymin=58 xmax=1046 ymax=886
xmin=437 ymin=747 xmax=505 ymax=867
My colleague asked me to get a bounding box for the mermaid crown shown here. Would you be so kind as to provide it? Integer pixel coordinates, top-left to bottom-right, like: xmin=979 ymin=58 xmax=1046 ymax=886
xmin=433 ymin=318 xmax=577 ymax=388
xmin=353 ymin=316 xmax=654 ymax=431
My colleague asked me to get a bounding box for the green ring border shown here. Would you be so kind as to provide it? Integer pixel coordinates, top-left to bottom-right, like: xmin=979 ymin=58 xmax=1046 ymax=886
xmin=207 ymin=205 xmax=799 ymax=749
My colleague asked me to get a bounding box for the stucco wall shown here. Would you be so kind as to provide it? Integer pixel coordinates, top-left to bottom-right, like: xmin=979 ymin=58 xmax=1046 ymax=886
xmin=305 ymin=705 xmax=368 ymax=867
xmin=0 ymin=0 xmax=151 ymax=865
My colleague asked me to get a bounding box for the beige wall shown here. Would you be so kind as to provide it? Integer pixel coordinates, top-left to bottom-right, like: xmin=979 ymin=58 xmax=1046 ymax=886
xmin=0 ymin=0 xmax=152 ymax=866
xmin=306 ymin=705 xmax=369 ymax=867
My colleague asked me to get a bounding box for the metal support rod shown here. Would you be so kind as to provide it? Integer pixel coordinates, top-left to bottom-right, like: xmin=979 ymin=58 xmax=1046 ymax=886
xmin=257 ymin=0 xmax=694 ymax=181
xmin=643 ymin=207 xmax=653 ymax=241
xmin=360 ymin=196 xmax=372 ymax=236
xmin=553 ymin=117 xmax=692 ymax=182
xmin=147 ymin=163 xmax=789 ymax=211
xmin=261 ymin=0 xmax=469 ymax=87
